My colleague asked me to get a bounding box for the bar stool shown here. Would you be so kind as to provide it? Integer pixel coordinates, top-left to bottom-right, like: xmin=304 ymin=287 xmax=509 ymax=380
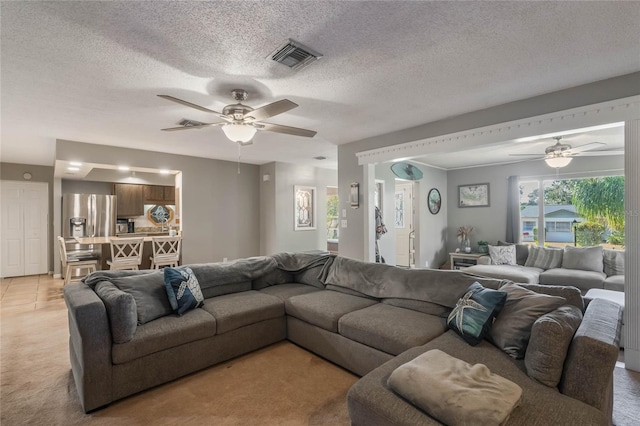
xmin=107 ymin=237 xmax=144 ymax=270
xmin=57 ymin=236 xmax=98 ymax=285
xmin=149 ymin=236 xmax=182 ymax=269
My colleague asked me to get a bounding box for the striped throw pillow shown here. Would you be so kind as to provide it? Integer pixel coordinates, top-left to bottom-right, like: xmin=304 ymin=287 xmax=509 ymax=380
xmin=524 ymin=246 xmax=563 ymax=270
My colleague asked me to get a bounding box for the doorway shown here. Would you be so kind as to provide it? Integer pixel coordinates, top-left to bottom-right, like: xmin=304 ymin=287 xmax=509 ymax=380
xmin=1 ymin=181 xmax=49 ymax=277
xmin=395 ymin=181 xmax=414 ymax=267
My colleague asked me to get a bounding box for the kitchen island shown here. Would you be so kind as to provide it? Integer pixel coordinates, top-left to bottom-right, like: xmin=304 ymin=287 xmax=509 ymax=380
xmin=75 ymin=233 xmax=180 ymax=270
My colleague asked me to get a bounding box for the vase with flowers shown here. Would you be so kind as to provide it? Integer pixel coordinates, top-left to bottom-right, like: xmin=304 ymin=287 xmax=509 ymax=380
xmin=457 ymin=225 xmax=474 ymax=253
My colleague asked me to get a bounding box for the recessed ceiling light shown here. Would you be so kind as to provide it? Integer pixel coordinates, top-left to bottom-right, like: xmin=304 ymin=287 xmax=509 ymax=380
xmin=118 ymin=166 xmax=130 ymax=171
xmin=69 ymin=161 xmax=82 ymax=166
xmin=67 ymin=167 xmax=80 ymax=171
xmin=159 ymin=169 xmax=170 ymax=175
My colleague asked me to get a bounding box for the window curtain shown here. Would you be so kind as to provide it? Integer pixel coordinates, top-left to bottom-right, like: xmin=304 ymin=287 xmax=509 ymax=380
xmin=505 ymin=176 xmax=520 ymax=243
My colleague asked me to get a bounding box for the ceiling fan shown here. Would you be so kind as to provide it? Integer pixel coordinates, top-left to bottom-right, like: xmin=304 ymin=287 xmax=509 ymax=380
xmin=158 ymin=89 xmax=316 ymax=145
xmin=510 ymin=136 xmax=620 ymax=168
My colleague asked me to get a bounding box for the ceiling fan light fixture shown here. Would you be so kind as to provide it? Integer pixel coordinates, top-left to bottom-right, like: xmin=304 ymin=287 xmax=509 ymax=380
xmin=222 ymin=123 xmax=257 ymax=143
xmin=545 ymin=156 xmax=572 ymax=168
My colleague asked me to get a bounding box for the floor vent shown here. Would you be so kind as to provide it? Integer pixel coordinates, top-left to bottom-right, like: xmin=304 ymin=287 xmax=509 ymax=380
xmin=269 ymin=39 xmax=322 ymax=71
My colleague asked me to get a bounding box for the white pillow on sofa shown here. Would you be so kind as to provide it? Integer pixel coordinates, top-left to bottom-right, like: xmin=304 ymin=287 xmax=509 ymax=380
xmin=488 ymin=245 xmax=517 ymax=265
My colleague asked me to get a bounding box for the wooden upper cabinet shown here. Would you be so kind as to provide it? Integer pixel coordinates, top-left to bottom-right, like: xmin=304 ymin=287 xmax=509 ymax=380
xmin=113 ymin=184 xmax=144 ymax=217
xmin=143 ymin=185 xmax=175 ymax=204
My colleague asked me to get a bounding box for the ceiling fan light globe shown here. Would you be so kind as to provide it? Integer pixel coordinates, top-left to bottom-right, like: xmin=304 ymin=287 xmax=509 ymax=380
xmin=222 ymin=123 xmax=257 ymax=143
xmin=545 ymin=156 xmax=572 ymax=168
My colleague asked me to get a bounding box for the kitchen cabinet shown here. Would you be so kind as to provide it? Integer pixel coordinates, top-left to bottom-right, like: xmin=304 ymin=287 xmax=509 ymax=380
xmin=143 ymin=185 xmax=175 ymax=204
xmin=114 ymin=184 xmax=144 ymax=217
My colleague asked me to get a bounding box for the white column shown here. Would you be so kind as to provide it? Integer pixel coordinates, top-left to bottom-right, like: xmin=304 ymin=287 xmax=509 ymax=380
xmin=625 ymin=119 xmax=640 ymax=372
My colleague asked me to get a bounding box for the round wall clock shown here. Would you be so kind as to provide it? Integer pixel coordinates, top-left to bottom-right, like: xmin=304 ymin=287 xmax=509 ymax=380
xmin=428 ymin=188 xmax=441 ymax=215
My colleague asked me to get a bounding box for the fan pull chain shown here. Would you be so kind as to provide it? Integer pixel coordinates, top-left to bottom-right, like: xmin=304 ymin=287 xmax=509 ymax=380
xmin=237 ymin=143 xmax=241 ymax=174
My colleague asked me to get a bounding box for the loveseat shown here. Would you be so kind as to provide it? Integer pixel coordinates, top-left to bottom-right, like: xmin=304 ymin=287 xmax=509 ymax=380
xmin=465 ymin=243 xmax=625 ymax=293
xmin=64 ymin=253 xmax=623 ymax=425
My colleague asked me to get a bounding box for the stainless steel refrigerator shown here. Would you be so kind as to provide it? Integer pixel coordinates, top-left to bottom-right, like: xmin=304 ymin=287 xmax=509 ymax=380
xmin=62 ymin=194 xmax=117 ymax=258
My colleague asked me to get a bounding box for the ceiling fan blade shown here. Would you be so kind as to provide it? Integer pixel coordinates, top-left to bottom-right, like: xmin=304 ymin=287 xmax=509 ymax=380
xmin=161 ymin=122 xmax=224 ymax=131
xmin=157 ymin=95 xmax=228 ymax=118
xmin=567 ymin=142 xmax=605 ymax=154
xmin=508 ymin=153 xmax=545 ymax=157
xmin=244 ymin=99 xmax=298 ymax=122
xmin=575 ymin=149 xmax=624 ymax=156
xmin=257 ymin=122 xmax=317 ymax=138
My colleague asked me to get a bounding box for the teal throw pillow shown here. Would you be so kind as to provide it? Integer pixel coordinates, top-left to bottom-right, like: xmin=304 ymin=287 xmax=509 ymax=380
xmin=164 ymin=266 xmax=205 ymax=315
xmin=447 ymin=282 xmax=507 ymax=346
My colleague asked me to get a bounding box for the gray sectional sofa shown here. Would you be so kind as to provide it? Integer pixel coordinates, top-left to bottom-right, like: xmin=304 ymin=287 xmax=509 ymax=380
xmin=64 ymin=253 xmax=623 ymax=425
xmin=465 ymin=243 xmax=625 ymax=293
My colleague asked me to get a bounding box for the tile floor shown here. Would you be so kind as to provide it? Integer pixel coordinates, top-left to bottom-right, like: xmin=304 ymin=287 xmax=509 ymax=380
xmin=0 ymin=274 xmax=66 ymax=316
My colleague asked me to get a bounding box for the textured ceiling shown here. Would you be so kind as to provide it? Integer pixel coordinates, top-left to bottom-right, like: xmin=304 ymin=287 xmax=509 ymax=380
xmin=1 ymin=1 xmax=639 ymax=170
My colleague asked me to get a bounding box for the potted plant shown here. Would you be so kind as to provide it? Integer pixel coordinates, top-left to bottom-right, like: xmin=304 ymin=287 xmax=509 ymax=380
xmin=477 ymin=240 xmax=489 ymax=254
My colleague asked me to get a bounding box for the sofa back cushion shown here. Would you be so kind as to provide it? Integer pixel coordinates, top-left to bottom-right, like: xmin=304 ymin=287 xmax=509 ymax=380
xmin=513 ymin=283 xmax=584 ymax=311
xmin=108 ymin=271 xmax=174 ymax=325
xmin=94 ymin=281 xmax=137 ymax=343
xmin=603 ymin=249 xmax=625 ymax=276
xmin=525 ymin=305 xmax=583 ymax=387
xmin=562 ymin=245 xmax=603 ymax=272
xmin=524 ymin=246 xmax=563 ymax=270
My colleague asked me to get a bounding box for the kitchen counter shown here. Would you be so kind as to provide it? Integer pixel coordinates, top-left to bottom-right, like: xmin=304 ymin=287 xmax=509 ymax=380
xmin=75 ymin=233 xmax=180 ymax=245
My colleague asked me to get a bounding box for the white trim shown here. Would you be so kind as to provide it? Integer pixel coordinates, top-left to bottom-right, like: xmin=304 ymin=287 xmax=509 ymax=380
xmin=356 ymin=96 xmax=640 ymax=165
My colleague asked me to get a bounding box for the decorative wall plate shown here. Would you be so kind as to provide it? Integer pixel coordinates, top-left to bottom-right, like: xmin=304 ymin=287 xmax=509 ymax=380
xmin=391 ymin=162 xmax=423 ymax=181
xmin=428 ymin=188 xmax=441 ymax=214
xmin=147 ymin=205 xmax=174 ymax=226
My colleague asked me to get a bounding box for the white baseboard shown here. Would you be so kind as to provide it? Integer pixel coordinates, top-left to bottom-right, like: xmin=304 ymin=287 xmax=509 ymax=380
xmin=53 ymin=273 xmax=61 ymax=279
xmin=625 ymin=348 xmax=640 ymax=372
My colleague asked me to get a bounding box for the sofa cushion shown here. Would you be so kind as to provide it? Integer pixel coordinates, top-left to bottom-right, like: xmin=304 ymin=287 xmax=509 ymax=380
xmin=562 ymin=245 xmax=604 ymax=272
xmin=539 ymin=268 xmax=606 ymax=293
xmin=258 ymin=283 xmax=322 ymax=301
xmin=112 ymin=308 xmax=216 ymax=364
xmin=465 ymin=264 xmax=542 ymax=284
xmin=202 ymin=290 xmax=284 ymax=335
xmin=490 ymin=283 xmax=566 ymax=358
xmin=447 ymin=283 xmax=507 ymax=346
xmin=189 ymin=257 xmax=276 ymax=293
xmin=513 ymin=283 xmax=584 ymax=311
xmin=525 ymin=305 xmax=583 ymax=387
xmin=164 ymin=266 xmax=204 ymax=315
xmin=285 ymin=290 xmax=377 ymax=333
xmin=488 ymin=244 xmax=517 ymax=265
xmin=603 ymin=249 xmax=625 ymax=276
xmin=94 ymin=281 xmax=137 ymax=344
xmin=293 ymin=265 xmax=327 ymax=289
xmin=381 ymin=298 xmax=450 ymax=318
xmin=252 ymin=268 xmax=293 ymax=290
xmin=109 ymin=271 xmax=173 ymax=325
xmin=338 ymin=303 xmax=447 ymax=355
xmin=524 ymin=246 xmax=563 ymax=270
xmin=498 ymin=241 xmax=530 ymax=266
xmin=604 ymin=275 xmax=624 ymax=292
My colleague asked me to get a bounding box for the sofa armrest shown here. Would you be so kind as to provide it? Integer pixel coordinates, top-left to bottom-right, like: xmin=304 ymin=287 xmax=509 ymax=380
xmin=560 ymin=298 xmax=622 ymax=419
xmin=477 ymin=255 xmax=492 ymax=265
xmin=64 ymin=282 xmax=113 ymax=412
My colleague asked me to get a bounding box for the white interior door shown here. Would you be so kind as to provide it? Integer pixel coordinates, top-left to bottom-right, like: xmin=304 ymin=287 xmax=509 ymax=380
xmin=395 ymin=182 xmax=413 ymax=267
xmin=1 ymin=181 xmax=48 ymax=277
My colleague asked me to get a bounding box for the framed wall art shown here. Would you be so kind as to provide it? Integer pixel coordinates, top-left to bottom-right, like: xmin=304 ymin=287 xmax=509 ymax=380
xmin=294 ymin=185 xmax=316 ymax=230
xmin=350 ymin=182 xmax=359 ymax=209
xmin=458 ymin=183 xmax=490 ymax=208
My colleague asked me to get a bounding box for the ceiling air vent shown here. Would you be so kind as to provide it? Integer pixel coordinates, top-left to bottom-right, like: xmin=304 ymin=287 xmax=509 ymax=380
xmin=269 ymin=39 xmax=322 ymax=71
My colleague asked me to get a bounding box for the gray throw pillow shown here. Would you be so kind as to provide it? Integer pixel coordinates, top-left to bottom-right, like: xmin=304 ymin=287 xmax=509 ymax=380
xmin=498 ymin=241 xmax=530 ymax=266
xmin=514 ymin=283 xmax=584 ymax=311
xmin=603 ymin=249 xmax=625 ymax=276
xmin=525 ymin=305 xmax=583 ymax=387
xmin=524 ymin=246 xmax=563 ymax=270
xmin=111 ymin=271 xmax=174 ymax=324
xmin=94 ymin=281 xmax=137 ymax=343
xmin=562 ymin=245 xmax=603 ymax=272
xmin=489 ymin=283 xmax=566 ymax=358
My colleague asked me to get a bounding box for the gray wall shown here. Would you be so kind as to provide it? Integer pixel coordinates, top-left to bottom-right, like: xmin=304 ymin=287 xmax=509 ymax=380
xmin=337 ymin=72 xmax=640 ymax=261
xmin=1 ymin=162 xmax=55 ymax=272
xmin=260 ymin=162 xmax=337 ymax=255
xmin=374 ymin=162 xmax=448 ymax=269
xmin=446 ymin=156 xmax=624 ymax=252
xmin=56 ymin=140 xmax=260 ymax=265
xmin=61 ymin=180 xmax=113 ymax=195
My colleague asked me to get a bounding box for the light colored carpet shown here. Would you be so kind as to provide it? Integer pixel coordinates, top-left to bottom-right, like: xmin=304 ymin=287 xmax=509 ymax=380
xmin=1 ymin=288 xmax=639 ymax=425
xmin=0 ymin=300 xmax=356 ymax=425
